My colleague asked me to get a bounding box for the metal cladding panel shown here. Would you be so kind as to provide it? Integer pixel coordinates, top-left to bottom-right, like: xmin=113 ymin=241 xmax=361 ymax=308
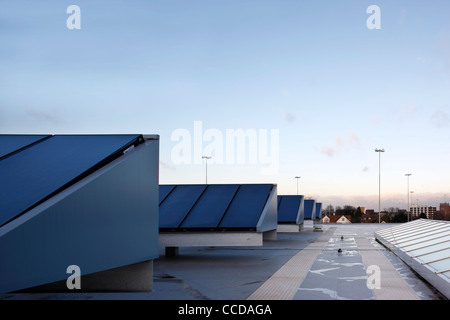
xmin=304 ymin=199 xmax=316 ymax=220
xmin=180 ymin=184 xmax=239 ymax=229
xmin=0 ymin=134 xmax=142 ymax=227
xmin=159 ymin=185 xmax=176 ymax=204
xmin=278 ymin=195 xmax=301 ymax=223
xmin=0 ymin=135 xmax=50 ymax=159
xmin=159 ymin=185 xmax=207 ymax=229
xmin=219 ymin=184 xmax=273 ymax=229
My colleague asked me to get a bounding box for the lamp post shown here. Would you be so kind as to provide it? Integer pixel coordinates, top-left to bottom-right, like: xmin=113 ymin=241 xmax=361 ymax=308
xmin=202 ymin=155 xmax=211 ymax=184
xmin=295 ymin=176 xmax=301 ymax=195
xmin=375 ymin=148 xmax=385 ymax=223
xmin=405 ymin=173 xmax=412 ymax=222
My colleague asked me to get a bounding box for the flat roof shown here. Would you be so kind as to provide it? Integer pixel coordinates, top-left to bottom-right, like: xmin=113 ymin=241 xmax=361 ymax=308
xmin=1 ymin=224 xmax=445 ymax=300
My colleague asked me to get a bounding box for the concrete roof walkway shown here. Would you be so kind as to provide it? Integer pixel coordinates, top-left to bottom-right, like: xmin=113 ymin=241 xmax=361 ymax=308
xmin=249 ymin=225 xmax=420 ymax=300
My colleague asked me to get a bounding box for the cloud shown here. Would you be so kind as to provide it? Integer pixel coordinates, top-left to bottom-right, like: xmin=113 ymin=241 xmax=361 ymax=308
xmin=25 ymin=108 xmax=66 ymax=125
xmin=285 ymin=112 xmax=296 ymax=123
xmin=321 ymin=146 xmax=337 ymax=157
xmin=362 ymin=166 xmax=369 ymax=173
xmin=321 ymin=131 xmax=362 ymax=157
xmin=430 ymin=110 xmax=450 ymax=128
xmin=398 ymin=9 xmax=407 ymax=25
xmin=435 ymin=31 xmax=450 ymax=73
xmin=160 ymin=160 xmax=176 ymax=171
xmin=396 ymin=104 xmax=417 ymax=122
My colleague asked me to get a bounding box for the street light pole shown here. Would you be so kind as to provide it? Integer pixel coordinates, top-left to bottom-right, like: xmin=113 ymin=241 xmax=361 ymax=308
xmin=375 ymin=148 xmax=385 ymax=223
xmin=202 ymin=156 xmax=211 ymax=184
xmin=295 ymin=176 xmax=301 ymax=195
xmin=405 ymin=173 xmax=412 ymax=222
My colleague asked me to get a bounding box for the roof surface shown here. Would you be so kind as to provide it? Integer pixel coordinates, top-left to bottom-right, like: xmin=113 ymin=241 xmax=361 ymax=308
xmin=1 ymin=224 xmax=444 ymax=300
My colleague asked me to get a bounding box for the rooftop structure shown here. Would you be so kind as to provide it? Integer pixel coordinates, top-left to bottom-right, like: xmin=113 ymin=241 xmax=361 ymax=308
xmin=277 ymin=195 xmax=304 ymax=232
xmin=375 ymin=219 xmax=450 ymax=299
xmin=0 ymin=134 xmax=160 ymax=293
xmin=303 ymin=199 xmax=316 ymax=220
xmin=158 ymin=184 xmax=278 ymax=255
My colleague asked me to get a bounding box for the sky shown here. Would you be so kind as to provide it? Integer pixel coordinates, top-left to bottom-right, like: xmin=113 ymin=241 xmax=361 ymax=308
xmin=1 ymin=0 xmax=450 ymax=210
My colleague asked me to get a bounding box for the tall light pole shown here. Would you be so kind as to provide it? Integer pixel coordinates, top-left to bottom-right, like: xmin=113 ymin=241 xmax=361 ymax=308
xmin=375 ymin=148 xmax=385 ymax=223
xmin=202 ymin=155 xmax=211 ymax=184
xmin=295 ymin=176 xmax=301 ymax=195
xmin=405 ymin=173 xmax=412 ymax=222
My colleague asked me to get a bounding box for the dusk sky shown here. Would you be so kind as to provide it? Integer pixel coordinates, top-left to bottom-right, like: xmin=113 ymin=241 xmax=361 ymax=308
xmin=1 ymin=1 xmax=450 ymax=210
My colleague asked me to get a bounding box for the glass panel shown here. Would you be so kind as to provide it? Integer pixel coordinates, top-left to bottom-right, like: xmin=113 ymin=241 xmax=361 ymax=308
xmin=0 ymin=135 xmax=49 ymax=158
xmin=278 ymin=195 xmax=301 ymax=223
xmin=304 ymin=200 xmax=316 ymax=219
xmin=428 ymin=258 xmax=450 ymax=272
xmin=393 ymin=224 xmax=449 ymax=242
xmin=180 ymin=184 xmax=239 ymax=229
xmin=378 ymin=220 xmax=427 ymax=237
xmin=219 ymin=184 xmax=273 ymax=229
xmin=159 ymin=185 xmax=175 ymax=204
xmin=441 ymin=271 xmax=450 ymax=280
xmin=315 ymin=203 xmax=322 ymax=216
xmin=399 ymin=231 xmax=450 ymax=249
xmin=416 ymin=248 xmax=450 ymax=264
xmin=409 ymin=240 xmax=450 ymax=257
xmin=0 ymin=134 xmax=141 ymax=227
xmin=159 ymin=185 xmax=207 ymax=229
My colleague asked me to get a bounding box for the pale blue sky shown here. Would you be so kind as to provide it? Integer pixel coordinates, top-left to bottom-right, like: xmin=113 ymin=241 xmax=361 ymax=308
xmin=1 ymin=1 xmax=450 ymax=209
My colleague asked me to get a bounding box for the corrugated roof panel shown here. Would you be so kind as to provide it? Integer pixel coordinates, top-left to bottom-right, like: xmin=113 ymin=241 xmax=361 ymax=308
xmin=0 ymin=134 xmax=142 ymax=227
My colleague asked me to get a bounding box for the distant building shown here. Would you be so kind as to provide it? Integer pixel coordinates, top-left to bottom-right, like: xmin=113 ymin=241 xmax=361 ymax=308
xmin=440 ymin=203 xmax=450 ymax=215
xmin=366 ymin=209 xmax=375 ymax=215
xmin=410 ymin=205 xmax=436 ymax=219
xmin=321 ymin=215 xmax=351 ymax=224
xmin=336 ymin=215 xmax=351 ymax=224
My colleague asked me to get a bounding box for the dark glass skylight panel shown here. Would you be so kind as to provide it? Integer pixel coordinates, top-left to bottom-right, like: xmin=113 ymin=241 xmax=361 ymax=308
xmin=159 ymin=185 xmax=207 ymax=229
xmin=278 ymin=195 xmax=301 ymax=223
xmin=0 ymin=134 xmax=142 ymax=227
xmin=180 ymin=184 xmax=239 ymax=229
xmin=0 ymin=135 xmax=49 ymax=159
xmin=218 ymin=184 xmax=273 ymax=229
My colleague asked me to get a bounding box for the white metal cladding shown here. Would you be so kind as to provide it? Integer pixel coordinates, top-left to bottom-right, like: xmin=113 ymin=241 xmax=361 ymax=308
xmin=375 ymin=219 xmax=450 ymax=299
